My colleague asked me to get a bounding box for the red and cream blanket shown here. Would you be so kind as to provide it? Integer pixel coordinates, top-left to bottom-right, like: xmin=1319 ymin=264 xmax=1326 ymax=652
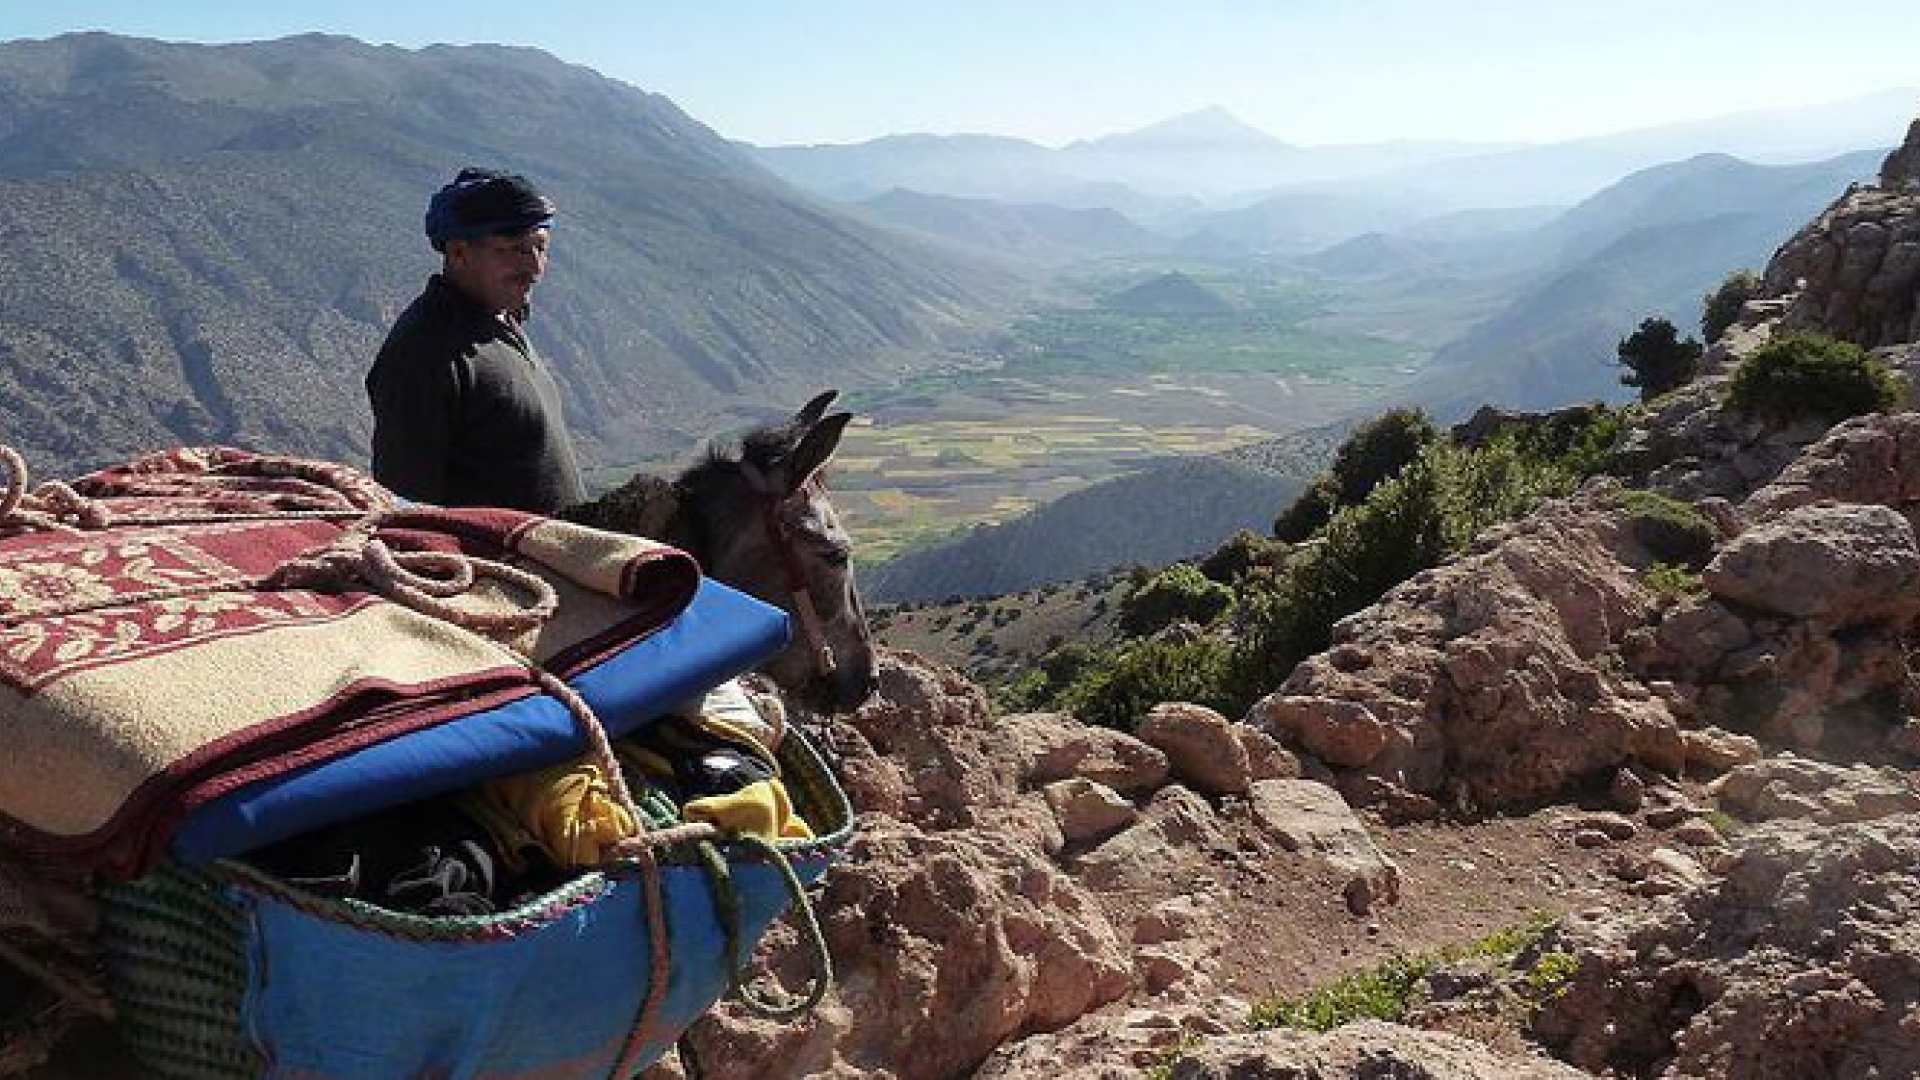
xmin=0 ymin=448 xmax=696 ymax=879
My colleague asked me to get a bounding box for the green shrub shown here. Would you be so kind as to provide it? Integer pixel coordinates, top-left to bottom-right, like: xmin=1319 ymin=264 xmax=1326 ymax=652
xmin=1643 ymin=562 xmax=1706 ymax=599
xmin=1610 ymin=488 xmax=1717 ymax=567
xmin=1273 ymin=477 xmax=1339 ymax=542
xmin=1525 ymin=950 xmax=1579 ymax=1004
xmin=1329 ymin=408 xmax=1441 ymax=506
xmin=1702 ymin=269 xmax=1761 ymax=342
xmin=1249 ymin=914 xmax=1559 ymax=1032
xmin=1199 ymin=528 xmax=1289 ymax=583
xmin=1726 ymin=332 xmax=1901 ymax=424
xmin=1119 ymin=564 xmax=1234 ymax=636
xmin=1275 ymin=409 xmax=1438 ymax=541
xmin=1057 ymin=636 xmax=1235 ymax=731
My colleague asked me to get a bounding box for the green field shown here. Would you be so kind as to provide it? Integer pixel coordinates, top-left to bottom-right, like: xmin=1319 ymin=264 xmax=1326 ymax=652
xmin=826 ymin=260 xmax=1429 ymax=564
xmin=832 ymin=409 xmax=1277 ymax=562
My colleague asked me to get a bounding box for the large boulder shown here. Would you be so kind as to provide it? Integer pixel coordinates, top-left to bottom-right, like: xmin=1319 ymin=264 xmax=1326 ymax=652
xmin=1003 ymin=712 xmax=1171 ymax=798
xmin=1742 ymin=412 xmax=1920 ymax=526
xmin=1536 ymin=814 xmax=1920 ymax=1079
xmin=1245 ymin=779 xmax=1400 ymax=915
xmin=1703 ymin=502 xmax=1920 ymax=625
xmin=676 ymin=818 xmax=1134 ymax=1080
xmin=1074 ymin=787 xmax=1231 ymax=891
xmin=1137 ymin=703 xmax=1252 ymax=796
xmin=1711 ymin=754 xmax=1920 ymax=824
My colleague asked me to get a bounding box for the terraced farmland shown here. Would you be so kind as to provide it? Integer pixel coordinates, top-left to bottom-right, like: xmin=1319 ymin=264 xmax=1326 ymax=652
xmin=831 ymin=406 xmax=1276 ymax=562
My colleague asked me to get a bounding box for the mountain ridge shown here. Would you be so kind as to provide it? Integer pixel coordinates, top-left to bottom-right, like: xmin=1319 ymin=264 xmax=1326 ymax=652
xmin=0 ymin=32 xmax=1016 ymax=477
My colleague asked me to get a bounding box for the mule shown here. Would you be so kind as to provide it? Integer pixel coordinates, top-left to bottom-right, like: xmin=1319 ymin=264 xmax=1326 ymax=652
xmin=565 ymin=391 xmax=877 ymax=714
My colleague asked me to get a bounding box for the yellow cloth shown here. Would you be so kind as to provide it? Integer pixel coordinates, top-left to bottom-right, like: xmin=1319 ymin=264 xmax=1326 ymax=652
xmin=460 ymin=707 xmax=810 ymax=869
xmin=460 ymin=759 xmax=637 ymax=871
xmin=684 ymin=779 xmax=814 ymax=843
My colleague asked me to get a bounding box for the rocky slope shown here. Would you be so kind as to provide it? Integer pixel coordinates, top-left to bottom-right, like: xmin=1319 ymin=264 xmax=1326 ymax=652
xmin=21 ymin=108 xmax=1920 ymax=1080
xmin=639 ymin=116 xmax=1920 ymax=1080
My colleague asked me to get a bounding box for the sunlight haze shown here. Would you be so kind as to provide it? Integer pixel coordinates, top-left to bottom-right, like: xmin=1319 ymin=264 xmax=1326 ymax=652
xmin=5 ymin=0 xmax=1917 ymax=147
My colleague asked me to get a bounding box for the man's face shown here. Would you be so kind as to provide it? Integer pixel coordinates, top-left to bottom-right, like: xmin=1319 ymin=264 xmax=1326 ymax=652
xmin=446 ymin=228 xmax=550 ymax=313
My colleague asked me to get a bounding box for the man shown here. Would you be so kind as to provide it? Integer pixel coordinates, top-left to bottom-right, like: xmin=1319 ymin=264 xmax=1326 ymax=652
xmin=367 ymin=168 xmax=587 ymax=512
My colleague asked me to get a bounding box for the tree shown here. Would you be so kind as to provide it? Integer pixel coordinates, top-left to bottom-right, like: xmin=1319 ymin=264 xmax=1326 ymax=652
xmin=1616 ymin=317 xmax=1703 ymax=401
xmin=1701 ymin=269 xmax=1761 ymax=343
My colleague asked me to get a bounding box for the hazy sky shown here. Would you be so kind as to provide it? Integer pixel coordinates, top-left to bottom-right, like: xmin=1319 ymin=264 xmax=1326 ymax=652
xmin=5 ymin=1 xmax=1918 ymax=147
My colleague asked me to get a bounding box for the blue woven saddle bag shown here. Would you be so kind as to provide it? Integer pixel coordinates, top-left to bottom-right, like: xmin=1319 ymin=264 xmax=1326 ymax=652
xmin=99 ymin=728 xmax=851 ymax=1080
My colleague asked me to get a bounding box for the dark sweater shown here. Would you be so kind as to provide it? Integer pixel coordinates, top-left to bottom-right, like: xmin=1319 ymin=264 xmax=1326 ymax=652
xmin=367 ymin=275 xmax=587 ymax=512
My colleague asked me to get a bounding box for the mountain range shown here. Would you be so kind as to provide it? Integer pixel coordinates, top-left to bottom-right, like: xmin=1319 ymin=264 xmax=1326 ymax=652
xmin=754 ymin=91 xmax=1918 ymax=228
xmin=0 ymin=33 xmax=1013 ymax=477
xmin=751 ymin=106 xmax=1516 ymax=207
xmin=1400 ymin=148 xmax=1886 ymax=415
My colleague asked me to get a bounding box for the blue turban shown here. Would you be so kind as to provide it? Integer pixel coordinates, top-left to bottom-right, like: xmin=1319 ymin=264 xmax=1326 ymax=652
xmin=424 ymin=168 xmax=556 ymax=251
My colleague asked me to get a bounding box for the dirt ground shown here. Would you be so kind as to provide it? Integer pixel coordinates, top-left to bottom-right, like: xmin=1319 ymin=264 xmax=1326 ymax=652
xmin=1084 ymin=800 xmax=1671 ymax=1015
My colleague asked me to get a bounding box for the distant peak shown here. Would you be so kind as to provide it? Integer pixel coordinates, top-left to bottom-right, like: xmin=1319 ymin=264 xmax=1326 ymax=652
xmin=1079 ymin=106 xmax=1292 ymax=152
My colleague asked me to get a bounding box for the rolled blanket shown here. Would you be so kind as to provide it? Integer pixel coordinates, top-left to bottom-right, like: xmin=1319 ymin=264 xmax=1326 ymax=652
xmin=0 ymin=449 xmax=698 ymax=879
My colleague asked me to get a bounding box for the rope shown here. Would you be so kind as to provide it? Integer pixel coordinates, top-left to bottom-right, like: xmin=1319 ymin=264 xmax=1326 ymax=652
xmin=719 ymin=834 xmax=834 ymax=1021
xmin=0 ymin=447 xmax=111 ymax=536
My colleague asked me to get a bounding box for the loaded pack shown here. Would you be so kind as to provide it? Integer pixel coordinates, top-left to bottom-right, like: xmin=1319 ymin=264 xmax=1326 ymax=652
xmin=0 ymin=445 xmax=851 ymax=1078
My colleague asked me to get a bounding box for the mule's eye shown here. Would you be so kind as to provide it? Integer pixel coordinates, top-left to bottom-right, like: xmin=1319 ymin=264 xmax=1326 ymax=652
xmin=819 ymin=547 xmax=851 ymax=569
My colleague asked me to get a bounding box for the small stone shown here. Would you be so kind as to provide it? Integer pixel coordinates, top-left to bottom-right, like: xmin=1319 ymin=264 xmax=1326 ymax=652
xmin=1609 ymin=768 xmax=1647 ymax=812
xmin=1137 ymin=948 xmax=1193 ymax=996
xmin=1644 ymin=802 xmax=1700 ymax=829
xmin=1573 ymin=811 xmax=1640 ymax=840
xmin=1670 ymin=820 xmax=1725 ymax=847
xmin=1574 ymin=829 xmax=1614 ymax=849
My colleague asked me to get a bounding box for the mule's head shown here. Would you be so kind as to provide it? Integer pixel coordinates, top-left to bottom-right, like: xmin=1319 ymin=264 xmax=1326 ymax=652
xmin=675 ymin=391 xmax=877 ymax=713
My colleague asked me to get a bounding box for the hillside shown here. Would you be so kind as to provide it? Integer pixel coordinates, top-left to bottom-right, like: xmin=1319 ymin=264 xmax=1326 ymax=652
xmin=1099 ymin=271 xmax=1235 ymax=315
xmin=852 ymin=189 xmax=1167 ymax=266
xmin=0 ymin=33 xmax=1014 ymax=477
xmin=1364 ymin=86 xmax=1920 ymax=207
xmin=860 ymin=422 xmax=1345 ymax=605
xmin=862 ymin=453 xmax=1307 ymax=603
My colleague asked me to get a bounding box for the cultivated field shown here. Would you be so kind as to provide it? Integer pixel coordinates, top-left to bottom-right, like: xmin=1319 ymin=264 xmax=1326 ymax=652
xmin=831 ymin=261 xmax=1425 ymax=561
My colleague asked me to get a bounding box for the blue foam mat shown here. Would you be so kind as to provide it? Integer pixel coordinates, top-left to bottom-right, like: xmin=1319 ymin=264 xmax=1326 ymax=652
xmin=173 ymin=578 xmax=790 ymax=864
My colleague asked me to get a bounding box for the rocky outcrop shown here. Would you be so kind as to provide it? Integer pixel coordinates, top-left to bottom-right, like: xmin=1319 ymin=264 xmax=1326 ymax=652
xmin=1630 ymin=415 xmax=1920 ymax=750
xmin=1250 ymin=482 xmax=1686 ymax=809
xmin=676 ymin=651 xmax=1412 ymax=1079
xmin=1765 ymin=119 xmax=1920 ymax=349
xmin=1536 ymin=814 xmax=1920 ymax=1079
xmin=674 ymin=655 xmax=1136 ymax=1079
xmin=1157 ymin=1022 xmax=1592 ymax=1080
xmin=1711 ymin=754 xmax=1920 ymax=824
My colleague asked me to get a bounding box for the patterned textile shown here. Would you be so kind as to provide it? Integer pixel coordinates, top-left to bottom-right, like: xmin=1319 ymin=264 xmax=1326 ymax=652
xmin=0 ymin=448 xmax=697 ymax=879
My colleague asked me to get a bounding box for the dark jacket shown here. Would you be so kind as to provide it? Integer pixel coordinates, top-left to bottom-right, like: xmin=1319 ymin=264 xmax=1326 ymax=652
xmin=367 ymin=275 xmax=587 ymax=512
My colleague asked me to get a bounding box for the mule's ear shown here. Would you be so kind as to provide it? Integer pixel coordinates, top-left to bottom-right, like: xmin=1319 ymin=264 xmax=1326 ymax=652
xmin=787 ymin=412 xmax=852 ymax=491
xmin=795 ymin=390 xmax=839 ymax=428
